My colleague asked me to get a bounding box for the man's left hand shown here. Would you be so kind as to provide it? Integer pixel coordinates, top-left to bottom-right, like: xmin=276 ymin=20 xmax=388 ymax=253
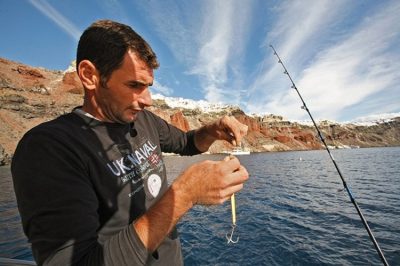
xmin=194 ymin=116 xmax=248 ymax=152
xmin=213 ymin=116 xmax=248 ymax=146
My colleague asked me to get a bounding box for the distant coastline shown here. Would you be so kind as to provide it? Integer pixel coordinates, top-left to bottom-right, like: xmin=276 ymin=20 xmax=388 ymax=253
xmin=1 ymin=57 xmax=399 ymax=166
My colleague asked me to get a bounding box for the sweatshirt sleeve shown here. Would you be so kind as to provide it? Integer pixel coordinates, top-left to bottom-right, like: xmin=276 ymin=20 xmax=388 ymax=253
xmin=143 ymin=111 xmax=201 ymax=156
xmin=11 ymin=128 xmax=152 ymax=265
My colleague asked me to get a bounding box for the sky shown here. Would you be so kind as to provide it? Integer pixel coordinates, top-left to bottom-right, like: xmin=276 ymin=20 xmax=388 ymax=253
xmin=0 ymin=0 xmax=399 ymax=122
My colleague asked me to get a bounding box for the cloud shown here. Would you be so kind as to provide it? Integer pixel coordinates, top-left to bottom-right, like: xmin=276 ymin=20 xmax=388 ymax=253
xmin=189 ymin=2 xmax=234 ymax=103
xmin=189 ymin=0 xmax=253 ymax=104
xmin=266 ymin=1 xmax=348 ymax=64
xmin=285 ymin=1 xmax=400 ymax=121
xmin=247 ymin=0 xmax=348 ymax=116
xmin=136 ymin=0 xmax=201 ymax=64
xmin=151 ymin=80 xmax=173 ymax=96
xmin=128 ymin=0 xmax=399 ymax=122
xmin=28 ymin=0 xmax=80 ymax=41
xmin=139 ymin=0 xmax=252 ymax=105
xmin=248 ymin=0 xmax=400 ymax=121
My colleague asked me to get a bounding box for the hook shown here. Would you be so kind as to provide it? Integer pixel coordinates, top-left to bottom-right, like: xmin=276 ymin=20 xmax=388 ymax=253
xmin=226 ymin=224 xmax=239 ymax=244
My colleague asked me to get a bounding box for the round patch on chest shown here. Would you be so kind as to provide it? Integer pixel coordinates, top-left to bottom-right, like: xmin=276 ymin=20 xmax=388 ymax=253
xmin=147 ymin=174 xmax=162 ymax=198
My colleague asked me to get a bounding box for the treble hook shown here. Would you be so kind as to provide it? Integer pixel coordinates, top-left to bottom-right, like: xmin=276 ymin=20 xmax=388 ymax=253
xmin=226 ymin=193 xmax=239 ymax=244
xmin=226 ymin=224 xmax=239 ymax=244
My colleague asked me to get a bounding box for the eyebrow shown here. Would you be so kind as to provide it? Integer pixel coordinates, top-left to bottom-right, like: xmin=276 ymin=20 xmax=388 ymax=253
xmin=125 ymin=80 xmax=153 ymax=87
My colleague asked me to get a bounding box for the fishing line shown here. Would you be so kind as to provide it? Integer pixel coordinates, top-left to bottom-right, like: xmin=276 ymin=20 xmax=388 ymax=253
xmin=269 ymin=45 xmax=389 ymax=266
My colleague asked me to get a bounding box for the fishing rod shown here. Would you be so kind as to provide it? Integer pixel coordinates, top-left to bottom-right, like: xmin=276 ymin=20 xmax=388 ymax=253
xmin=269 ymin=45 xmax=389 ymax=266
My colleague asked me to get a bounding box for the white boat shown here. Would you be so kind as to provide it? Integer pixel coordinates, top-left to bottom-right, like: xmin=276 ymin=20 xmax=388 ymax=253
xmin=229 ymin=147 xmax=250 ymax=155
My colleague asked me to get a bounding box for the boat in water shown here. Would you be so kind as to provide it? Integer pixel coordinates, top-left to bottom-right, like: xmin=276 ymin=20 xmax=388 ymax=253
xmin=226 ymin=147 xmax=250 ymax=155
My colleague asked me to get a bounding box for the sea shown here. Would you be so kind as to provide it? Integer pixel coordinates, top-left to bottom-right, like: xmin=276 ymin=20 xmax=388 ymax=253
xmin=1 ymin=147 xmax=399 ymax=265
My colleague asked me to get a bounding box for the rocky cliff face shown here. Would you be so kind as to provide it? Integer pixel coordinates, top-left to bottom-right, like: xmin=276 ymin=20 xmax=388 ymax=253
xmin=1 ymin=57 xmax=399 ymax=165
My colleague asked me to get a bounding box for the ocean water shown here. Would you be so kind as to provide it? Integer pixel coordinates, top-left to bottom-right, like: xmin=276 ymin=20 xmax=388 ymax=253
xmin=1 ymin=147 xmax=399 ymax=265
xmin=0 ymin=166 xmax=33 ymax=261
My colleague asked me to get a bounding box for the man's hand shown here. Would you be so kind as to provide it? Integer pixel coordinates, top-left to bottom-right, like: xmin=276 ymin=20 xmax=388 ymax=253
xmin=194 ymin=116 xmax=248 ymax=152
xmin=133 ymin=155 xmax=248 ymax=252
xmin=174 ymin=155 xmax=249 ymax=205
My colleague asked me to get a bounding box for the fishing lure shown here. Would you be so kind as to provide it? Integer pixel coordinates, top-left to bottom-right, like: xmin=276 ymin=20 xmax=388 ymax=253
xmin=270 ymin=45 xmax=389 ymax=266
xmin=224 ymin=154 xmax=239 ymax=244
xmin=226 ymin=193 xmax=239 ymax=244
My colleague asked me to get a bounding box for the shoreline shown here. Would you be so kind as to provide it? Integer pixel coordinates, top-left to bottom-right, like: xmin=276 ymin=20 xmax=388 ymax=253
xmin=2 ymin=145 xmax=400 ymax=167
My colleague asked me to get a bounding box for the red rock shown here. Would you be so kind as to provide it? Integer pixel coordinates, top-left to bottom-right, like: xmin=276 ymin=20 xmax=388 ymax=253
xmin=61 ymin=71 xmax=83 ymax=94
xmin=170 ymin=111 xmax=190 ymax=132
xmin=15 ymin=66 xmax=44 ymax=78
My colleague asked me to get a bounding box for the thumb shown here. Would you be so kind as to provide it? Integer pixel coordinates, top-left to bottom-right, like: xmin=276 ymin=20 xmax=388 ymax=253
xmin=223 ymin=155 xmax=235 ymax=162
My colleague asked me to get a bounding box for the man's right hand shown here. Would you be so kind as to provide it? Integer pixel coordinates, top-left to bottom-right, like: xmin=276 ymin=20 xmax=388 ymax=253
xmin=175 ymin=156 xmax=249 ymax=206
xmin=134 ymin=156 xmax=248 ymax=252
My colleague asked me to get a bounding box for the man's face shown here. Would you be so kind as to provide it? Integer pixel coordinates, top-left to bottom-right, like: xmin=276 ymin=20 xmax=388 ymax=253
xmin=95 ymin=50 xmax=154 ymax=123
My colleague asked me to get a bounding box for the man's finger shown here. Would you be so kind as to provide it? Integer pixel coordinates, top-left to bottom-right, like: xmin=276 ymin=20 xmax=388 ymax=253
xmin=229 ymin=121 xmax=248 ymax=147
xmin=221 ymin=156 xmax=240 ymax=173
xmin=223 ymin=156 xmax=231 ymax=162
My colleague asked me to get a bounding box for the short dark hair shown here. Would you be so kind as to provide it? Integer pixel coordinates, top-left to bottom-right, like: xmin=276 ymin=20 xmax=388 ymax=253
xmin=77 ymin=20 xmax=159 ymax=86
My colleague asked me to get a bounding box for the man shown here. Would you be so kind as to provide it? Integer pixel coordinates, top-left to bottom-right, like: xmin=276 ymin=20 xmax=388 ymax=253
xmin=12 ymin=20 xmax=248 ymax=265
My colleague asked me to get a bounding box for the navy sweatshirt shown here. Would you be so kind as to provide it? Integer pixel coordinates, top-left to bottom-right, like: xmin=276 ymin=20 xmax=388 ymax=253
xmin=11 ymin=109 xmax=200 ymax=265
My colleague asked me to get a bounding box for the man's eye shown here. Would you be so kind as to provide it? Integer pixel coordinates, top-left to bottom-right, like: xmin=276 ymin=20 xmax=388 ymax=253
xmin=127 ymin=81 xmax=151 ymax=89
xmin=129 ymin=83 xmax=141 ymax=89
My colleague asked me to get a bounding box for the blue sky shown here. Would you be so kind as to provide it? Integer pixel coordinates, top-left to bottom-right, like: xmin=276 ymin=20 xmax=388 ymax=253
xmin=1 ymin=0 xmax=399 ymax=122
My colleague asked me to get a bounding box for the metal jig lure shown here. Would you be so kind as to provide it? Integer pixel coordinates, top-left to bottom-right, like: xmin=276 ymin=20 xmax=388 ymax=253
xmin=226 ymin=193 xmax=239 ymax=244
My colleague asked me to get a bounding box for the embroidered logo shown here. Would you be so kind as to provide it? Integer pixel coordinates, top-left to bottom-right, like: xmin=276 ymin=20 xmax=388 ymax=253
xmin=147 ymin=174 xmax=162 ymax=198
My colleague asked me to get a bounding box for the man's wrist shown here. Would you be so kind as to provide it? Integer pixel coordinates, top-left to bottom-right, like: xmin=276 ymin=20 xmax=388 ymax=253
xmin=194 ymin=124 xmax=217 ymax=152
xmin=171 ymin=175 xmax=195 ymax=209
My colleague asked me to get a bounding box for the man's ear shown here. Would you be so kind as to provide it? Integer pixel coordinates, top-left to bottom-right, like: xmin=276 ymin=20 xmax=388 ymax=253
xmin=77 ymin=60 xmax=100 ymax=90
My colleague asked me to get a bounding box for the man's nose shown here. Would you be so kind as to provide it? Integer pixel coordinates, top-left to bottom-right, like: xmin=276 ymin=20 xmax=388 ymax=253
xmin=137 ymin=88 xmax=152 ymax=107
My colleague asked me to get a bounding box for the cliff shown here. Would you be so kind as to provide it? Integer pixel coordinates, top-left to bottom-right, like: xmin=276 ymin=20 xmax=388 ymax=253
xmin=1 ymin=57 xmax=399 ymax=165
